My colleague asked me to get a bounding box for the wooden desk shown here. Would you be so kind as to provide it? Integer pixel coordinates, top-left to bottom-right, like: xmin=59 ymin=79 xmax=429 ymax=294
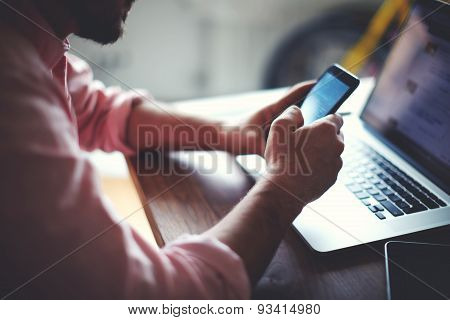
xmin=127 ymin=85 xmax=450 ymax=299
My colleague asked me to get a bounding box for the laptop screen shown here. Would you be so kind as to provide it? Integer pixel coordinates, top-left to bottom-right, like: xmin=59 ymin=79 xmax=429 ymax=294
xmin=361 ymin=0 xmax=450 ymax=194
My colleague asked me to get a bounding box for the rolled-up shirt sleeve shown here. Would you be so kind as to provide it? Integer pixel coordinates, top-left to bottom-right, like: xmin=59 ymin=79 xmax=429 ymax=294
xmin=66 ymin=54 xmax=143 ymax=155
xmin=0 ymin=46 xmax=250 ymax=299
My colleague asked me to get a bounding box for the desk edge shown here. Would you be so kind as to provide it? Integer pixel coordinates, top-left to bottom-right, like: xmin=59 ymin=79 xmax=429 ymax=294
xmin=126 ymin=156 xmax=166 ymax=248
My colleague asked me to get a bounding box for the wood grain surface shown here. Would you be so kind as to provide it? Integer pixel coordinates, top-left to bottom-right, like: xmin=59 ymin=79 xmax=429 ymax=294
xmin=128 ymin=151 xmax=450 ymax=299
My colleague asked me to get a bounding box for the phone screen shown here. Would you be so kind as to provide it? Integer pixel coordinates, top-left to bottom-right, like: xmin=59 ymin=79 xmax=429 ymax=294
xmin=300 ymin=72 xmax=352 ymax=125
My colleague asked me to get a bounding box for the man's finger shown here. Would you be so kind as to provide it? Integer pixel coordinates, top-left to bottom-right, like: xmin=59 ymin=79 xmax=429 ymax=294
xmin=323 ymin=114 xmax=344 ymax=133
xmin=271 ymin=105 xmax=304 ymax=131
xmin=267 ymin=106 xmax=304 ymax=144
xmin=259 ymin=81 xmax=316 ymax=129
xmin=277 ymin=80 xmax=316 ymax=109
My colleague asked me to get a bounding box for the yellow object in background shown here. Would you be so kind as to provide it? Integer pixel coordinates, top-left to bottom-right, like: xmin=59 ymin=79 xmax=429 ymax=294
xmin=341 ymin=0 xmax=410 ymax=74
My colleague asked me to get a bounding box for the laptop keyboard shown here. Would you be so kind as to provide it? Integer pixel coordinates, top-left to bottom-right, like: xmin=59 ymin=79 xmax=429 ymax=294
xmin=342 ymin=140 xmax=447 ymax=220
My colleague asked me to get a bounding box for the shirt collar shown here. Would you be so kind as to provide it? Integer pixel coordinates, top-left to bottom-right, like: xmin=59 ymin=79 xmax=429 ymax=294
xmin=1 ymin=0 xmax=70 ymax=70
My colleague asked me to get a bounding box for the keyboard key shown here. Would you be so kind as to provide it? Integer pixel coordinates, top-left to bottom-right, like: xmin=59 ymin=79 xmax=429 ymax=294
xmin=390 ymin=173 xmax=401 ymax=180
xmin=418 ymin=185 xmax=433 ymax=194
xmin=402 ymin=181 xmax=414 ymax=189
xmin=382 ymin=164 xmax=390 ymax=170
xmin=372 ymin=169 xmax=383 ymax=175
xmin=414 ymin=192 xmax=430 ymax=202
xmin=421 ymin=197 xmax=439 ymax=209
xmin=395 ymin=200 xmax=410 ymax=209
xmin=361 ymin=183 xmax=372 ymax=190
xmin=396 ymin=177 xmax=408 ymax=186
xmin=381 ymin=188 xmax=394 ymax=196
xmin=404 ymin=197 xmax=420 ymax=206
xmin=364 ymin=173 xmax=374 ymax=179
xmin=379 ymin=200 xmax=404 ymax=217
xmin=374 ymin=194 xmax=387 ymax=202
xmin=368 ymin=205 xmax=378 ymax=213
xmin=369 ymin=177 xmax=381 ymax=184
xmin=388 ymin=194 xmax=401 ymax=202
xmin=368 ymin=188 xmax=380 ymax=195
xmin=404 ymin=204 xmax=427 ymax=214
xmin=361 ymin=199 xmax=371 ymax=206
xmin=346 ymin=184 xmax=362 ymax=193
xmin=356 ymin=167 xmax=365 ymax=173
xmin=375 ymin=212 xmax=386 ymax=220
xmin=377 ymin=173 xmax=388 ymax=180
xmin=374 ymin=204 xmax=384 ymax=212
xmin=397 ymin=189 xmax=410 ymax=198
xmin=404 ymin=184 xmax=427 ymax=199
xmin=424 ymin=191 xmax=446 ymax=207
xmin=354 ymin=191 xmax=370 ymax=199
xmin=375 ymin=182 xmax=386 ymax=190
xmin=355 ymin=177 xmax=365 ymax=184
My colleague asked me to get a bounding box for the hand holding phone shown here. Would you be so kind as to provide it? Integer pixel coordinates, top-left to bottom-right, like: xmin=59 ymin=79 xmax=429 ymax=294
xmin=296 ymin=64 xmax=360 ymax=125
xmin=237 ymin=64 xmax=358 ymax=180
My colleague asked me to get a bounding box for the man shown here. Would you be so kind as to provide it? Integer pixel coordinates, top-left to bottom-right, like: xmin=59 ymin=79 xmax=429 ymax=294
xmin=0 ymin=0 xmax=344 ymax=299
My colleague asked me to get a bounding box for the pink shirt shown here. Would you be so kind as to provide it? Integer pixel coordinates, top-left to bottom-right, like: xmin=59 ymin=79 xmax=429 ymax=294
xmin=0 ymin=2 xmax=250 ymax=299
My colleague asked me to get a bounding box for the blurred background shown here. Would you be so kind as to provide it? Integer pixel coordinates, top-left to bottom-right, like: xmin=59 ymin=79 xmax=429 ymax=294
xmin=68 ymin=0 xmax=400 ymax=102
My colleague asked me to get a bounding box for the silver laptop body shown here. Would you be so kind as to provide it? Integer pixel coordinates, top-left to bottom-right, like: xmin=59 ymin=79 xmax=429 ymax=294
xmin=238 ymin=0 xmax=450 ymax=252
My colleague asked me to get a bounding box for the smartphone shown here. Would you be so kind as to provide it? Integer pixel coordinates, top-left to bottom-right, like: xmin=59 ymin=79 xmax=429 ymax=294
xmin=297 ymin=64 xmax=360 ymax=125
xmin=385 ymin=241 xmax=450 ymax=300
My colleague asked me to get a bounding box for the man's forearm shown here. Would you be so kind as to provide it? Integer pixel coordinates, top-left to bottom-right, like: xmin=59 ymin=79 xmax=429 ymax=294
xmin=127 ymin=102 xmax=234 ymax=152
xmin=204 ymin=177 xmax=304 ymax=285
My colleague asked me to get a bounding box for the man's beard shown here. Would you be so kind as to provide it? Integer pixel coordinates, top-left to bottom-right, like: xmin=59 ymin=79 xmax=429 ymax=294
xmin=71 ymin=0 xmax=135 ymax=45
xmin=75 ymin=13 xmax=125 ymax=45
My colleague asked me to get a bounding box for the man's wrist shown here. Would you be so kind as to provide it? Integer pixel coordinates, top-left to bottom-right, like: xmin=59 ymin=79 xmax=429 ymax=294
xmin=254 ymin=176 xmax=305 ymax=227
xmin=218 ymin=123 xmax=266 ymax=155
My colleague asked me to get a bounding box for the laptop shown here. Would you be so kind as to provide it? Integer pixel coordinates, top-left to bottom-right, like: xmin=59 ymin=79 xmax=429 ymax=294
xmin=237 ymin=0 xmax=450 ymax=252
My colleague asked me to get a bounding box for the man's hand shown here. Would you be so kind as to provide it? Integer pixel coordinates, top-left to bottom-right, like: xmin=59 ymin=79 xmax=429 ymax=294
xmin=223 ymin=81 xmax=315 ymax=155
xmin=264 ymin=106 xmax=345 ymax=222
xmin=206 ymin=103 xmax=344 ymax=285
xmin=128 ymin=81 xmax=316 ymax=155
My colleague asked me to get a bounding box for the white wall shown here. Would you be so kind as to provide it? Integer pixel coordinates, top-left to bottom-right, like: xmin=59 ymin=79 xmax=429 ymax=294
xmin=69 ymin=0 xmax=379 ymax=101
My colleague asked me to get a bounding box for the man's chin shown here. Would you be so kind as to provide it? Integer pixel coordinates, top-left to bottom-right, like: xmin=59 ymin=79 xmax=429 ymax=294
xmin=76 ymin=23 xmax=124 ymax=45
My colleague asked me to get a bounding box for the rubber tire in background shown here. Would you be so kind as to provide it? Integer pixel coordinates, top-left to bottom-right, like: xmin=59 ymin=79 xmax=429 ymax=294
xmin=263 ymin=5 xmax=390 ymax=89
